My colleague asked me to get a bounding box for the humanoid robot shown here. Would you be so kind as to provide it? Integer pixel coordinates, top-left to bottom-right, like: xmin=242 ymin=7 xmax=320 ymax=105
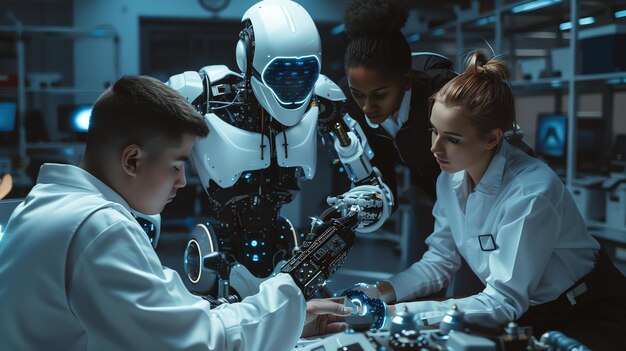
xmin=166 ymin=0 xmax=393 ymax=302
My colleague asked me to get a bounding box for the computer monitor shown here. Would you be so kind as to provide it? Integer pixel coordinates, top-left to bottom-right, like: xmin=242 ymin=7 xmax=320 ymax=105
xmin=577 ymin=118 xmax=605 ymax=172
xmin=535 ymin=113 xmax=567 ymax=161
xmin=535 ymin=113 xmax=605 ymax=172
xmin=0 ymin=101 xmax=17 ymax=147
xmin=58 ymin=104 xmax=92 ymax=141
xmin=0 ymin=102 xmax=16 ymax=132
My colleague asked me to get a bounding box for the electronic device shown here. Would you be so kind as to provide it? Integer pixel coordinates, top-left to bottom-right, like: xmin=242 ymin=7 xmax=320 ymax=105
xmin=0 ymin=101 xmax=17 ymax=146
xmin=57 ymin=104 xmax=92 ymax=141
xmin=535 ymin=113 xmax=605 ymax=172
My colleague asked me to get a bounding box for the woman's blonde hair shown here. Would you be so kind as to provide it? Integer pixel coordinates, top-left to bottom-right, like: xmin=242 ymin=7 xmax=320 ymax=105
xmin=431 ymin=51 xmax=515 ymax=137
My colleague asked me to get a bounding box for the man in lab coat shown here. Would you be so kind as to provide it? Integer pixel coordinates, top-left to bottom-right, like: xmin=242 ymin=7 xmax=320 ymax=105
xmin=0 ymin=75 xmax=349 ymax=350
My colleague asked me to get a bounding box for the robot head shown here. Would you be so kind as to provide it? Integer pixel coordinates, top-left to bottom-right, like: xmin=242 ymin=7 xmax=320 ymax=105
xmin=236 ymin=0 xmax=321 ymax=127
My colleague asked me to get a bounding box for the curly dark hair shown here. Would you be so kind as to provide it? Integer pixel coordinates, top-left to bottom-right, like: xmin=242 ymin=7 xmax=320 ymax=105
xmin=343 ymin=0 xmax=411 ymax=76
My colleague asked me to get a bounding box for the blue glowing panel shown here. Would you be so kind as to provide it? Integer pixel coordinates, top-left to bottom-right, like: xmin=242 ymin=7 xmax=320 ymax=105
xmin=262 ymin=56 xmax=320 ymax=107
xmin=0 ymin=102 xmax=16 ymax=132
xmin=72 ymin=106 xmax=92 ymax=132
xmin=536 ymin=114 xmax=567 ymax=157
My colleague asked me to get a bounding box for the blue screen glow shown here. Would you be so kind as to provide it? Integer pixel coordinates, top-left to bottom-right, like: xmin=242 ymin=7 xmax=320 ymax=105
xmin=72 ymin=106 xmax=92 ymax=132
xmin=0 ymin=102 xmax=16 ymax=132
xmin=536 ymin=114 xmax=567 ymax=157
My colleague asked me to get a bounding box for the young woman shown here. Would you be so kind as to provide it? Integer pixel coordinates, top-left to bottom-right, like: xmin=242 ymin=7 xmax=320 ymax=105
xmin=370 ymin=52 xmax=626 ymax=350
xmin=341 ymin=0 xmax=455 ymax=263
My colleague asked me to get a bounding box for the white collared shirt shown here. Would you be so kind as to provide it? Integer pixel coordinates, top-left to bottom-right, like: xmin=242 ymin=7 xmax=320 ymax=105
xmin=387 ymin=141 xmax=600 ymax=327
xmin=0 ymin=163 xmax=305 ymax=350
xmin=380 ymin=89 xmax=412 ymax=138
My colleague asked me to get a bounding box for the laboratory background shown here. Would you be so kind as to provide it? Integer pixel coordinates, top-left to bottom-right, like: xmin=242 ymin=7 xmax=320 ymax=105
xmin=1 ymin=0 xmax=626 ymax=349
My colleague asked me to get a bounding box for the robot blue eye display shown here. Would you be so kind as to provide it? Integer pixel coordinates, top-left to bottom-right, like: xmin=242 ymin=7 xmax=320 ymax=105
xmin=261 ymin=56 xmax=320 ymax=106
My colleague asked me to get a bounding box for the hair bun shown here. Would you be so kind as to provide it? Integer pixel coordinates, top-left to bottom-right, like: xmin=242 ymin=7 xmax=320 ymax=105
xmin=343 ymin=0 xmax=409 ymax=39
xmin=466 ymin=51 xmax=510 ymax=81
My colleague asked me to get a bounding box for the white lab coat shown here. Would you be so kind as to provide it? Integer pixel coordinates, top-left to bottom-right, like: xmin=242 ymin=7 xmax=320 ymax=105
xmin=0 ymin=164 xmax=305 ymax=350
xmin=387 ymin=140 xmax=600 ymax=327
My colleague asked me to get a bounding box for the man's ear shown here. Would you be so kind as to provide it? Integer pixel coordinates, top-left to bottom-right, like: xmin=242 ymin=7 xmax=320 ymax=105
xmin=485 ymin=129 xmax=503 ymax=150
xmin=120 ymin=144 xmax=143 ymax=177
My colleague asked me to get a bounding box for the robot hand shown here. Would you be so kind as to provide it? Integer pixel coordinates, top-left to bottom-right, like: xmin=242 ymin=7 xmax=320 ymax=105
xmin=327 ymin=181 xmax=392 ymax=233
xmin=329 ymin=122 xmax=393 ymax=233
xmin=281 ymin=209 xmax=359 ymax=300
xmin=333 ymin=282 xmax=383 ymax=300
xmin=344 ymin=289 xmax=388 ymax=330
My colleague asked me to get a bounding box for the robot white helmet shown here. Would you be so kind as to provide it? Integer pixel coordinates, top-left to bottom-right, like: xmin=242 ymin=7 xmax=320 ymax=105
xmin=237 ymin=0 xmax=322 ymax=127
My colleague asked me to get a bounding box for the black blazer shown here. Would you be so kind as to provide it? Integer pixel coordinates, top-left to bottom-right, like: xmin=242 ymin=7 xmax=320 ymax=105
xmin=339 ymin=69 xmax=454 ymax=205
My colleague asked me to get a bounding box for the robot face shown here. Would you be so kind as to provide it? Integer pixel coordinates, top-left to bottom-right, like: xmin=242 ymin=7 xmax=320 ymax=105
xmin=259 ymin=55 xmax=320 ymax=107
xmin=241 ymin=0 xmax=322 ymax=127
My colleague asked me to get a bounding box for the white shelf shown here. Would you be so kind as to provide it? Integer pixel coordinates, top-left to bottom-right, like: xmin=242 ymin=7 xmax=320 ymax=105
xmin=587 ymin=220 xmax=626 ymax=245
xmin=511 ymin=72 xmax=626 ymax=89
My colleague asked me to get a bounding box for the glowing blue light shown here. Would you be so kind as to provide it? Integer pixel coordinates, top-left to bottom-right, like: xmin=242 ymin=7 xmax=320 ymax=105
xmin=261 ymin=242 xmax=265 ymax=246
xmin=300 ymin=233 xmax=305 ymax=237
xmin=560 ymin=17 xmax=595 ymax=30
xmin=252 ymin=254 xmax=259 ymax=262
xmin=251 ymin=240 xmax=258 ymax=247
xmin=511 ymin=0 xmax=561 ymax=14
xmin=339 ymin=167 xmax=344 ymax=173
xmin=607 ymin=78 xmax=622 ymax=85
xmin=262 ymin=252 xmax=266 ymax=256
xmin=244 ymin=173 xmax=252 ymax=179
xmin=432 ymin=28 xmax=446 ymax=37
xmin=476 ymin=15 xmax=496 ymax=26
xmin=72 ymin=106 xmax=92 ymax=132
xmin=280 ymin=235 xmax=284 ymax=239
xmin=406 ymin=34 xmax=421 ymax=42
xmin=331 ymin=23 xmax=345 ymax=36
xmin=616 ymin=10 xmax=626 ymax=18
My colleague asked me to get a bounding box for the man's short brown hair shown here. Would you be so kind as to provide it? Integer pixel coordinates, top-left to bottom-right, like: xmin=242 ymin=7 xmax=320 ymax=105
xmin=85 ymin=75 xmax=208 ymax=160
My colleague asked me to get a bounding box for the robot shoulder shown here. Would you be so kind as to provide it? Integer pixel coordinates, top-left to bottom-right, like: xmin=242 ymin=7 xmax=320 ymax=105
xmin=315 ymin=74 xmax=345 ymax=102
xmin=199 ymin=65 xmax=243 ymax=85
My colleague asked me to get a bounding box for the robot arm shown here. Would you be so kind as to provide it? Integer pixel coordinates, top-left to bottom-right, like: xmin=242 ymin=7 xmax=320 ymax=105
xmin=281 ymin=208 xmax=359 ymax=300
xmin=315 ymin=76 xmax=394 ymax=233
xmin=327 ymin=122 xmax=394 ymax=233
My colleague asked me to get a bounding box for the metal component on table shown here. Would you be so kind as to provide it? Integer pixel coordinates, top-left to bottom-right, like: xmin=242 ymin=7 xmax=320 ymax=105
xmin=389 ymin=306 xmax=418 ymax=336
xmin=440 ymin=304 xmax=466 ymax=335
xmin=539 ymin=331 xmax=592 ymax=351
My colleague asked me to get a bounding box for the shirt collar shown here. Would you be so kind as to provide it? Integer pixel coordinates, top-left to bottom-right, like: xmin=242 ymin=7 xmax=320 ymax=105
xmin=473 ymin=140 xmax=508 ymax=195
xmin=37 ymin=163 xmax=134 ymax=213
xmin=380 ymin=89 xmax=412 ymax=138
xmin=453 ymin=140 xmax=509 ymax=197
